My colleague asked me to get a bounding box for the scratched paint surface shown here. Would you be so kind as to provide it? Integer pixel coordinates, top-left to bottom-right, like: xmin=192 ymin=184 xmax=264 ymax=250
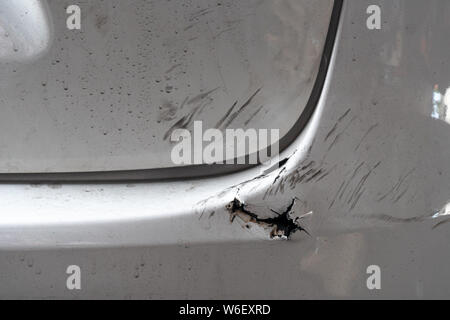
xmin=0 ymin=0 xmax=333 ymax=172
xmin=3 ymin=0 xmax=450 ymax=299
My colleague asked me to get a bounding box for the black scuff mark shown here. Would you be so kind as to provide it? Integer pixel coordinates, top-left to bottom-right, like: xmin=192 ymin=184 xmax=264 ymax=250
xmin=305 ymin=169 xmax=323 ymax=183
xmin=324 ymin=123 xmax=338 ymax=142
xmin=163 ymin=91 xmax=217 ymax=140
xmin=329 ymin=180 xmax=346 ymax=209
xmin=226 ymin=198 xmax=310 ymax=239
xmin=244 ymin=155 xmax=293 ymax=194
xmin=261 ymin=147 xmax=300 ymax=179
xmin=184 ymin=22 xmax=200 ymax=31
xmin=196 ymin=151 xmax=295 ymax=214
xmin=187 ymin=87 xmax=220 ymax=105
xmin=264 ymin=158 xmax=335 ymax=200
xmin=213 ymin=27 xmax=237 ymax=40
xmin=315 ymin=171 xmax=329 ymax=182
xmin=163 ymin=107 xmax=199 ymax=140
xmin=392 ymin=186 xmax=410 ymax=204
xmin=432 ymin=218 xmax=450 ymax=230
xmin=327 ymin=134 xmax=341 ymax=152
xmin=338 ymin=162 xmax=365 ymax=202
xmin=278 ymin=157 xmax=290 ymax=167
xmin=354 ymin=123 xmax=379 ymax=151
xmin=179 ymin=96 xmax=189 ymax=110
xmin=244 ymin=105 xmax=264 ymax=126
xmin=215 ymin=101 xmax=237 ymax=128
xmin=300 ymin=160 xmax=315 ymax=171
xmin=196 ymin=169 xmax=274 ymax=217
xmin=328 ymin=161 xmax=381 ymax=210
xmin=272 ymin=168 xmax=286 ymax=186
xmin=220 ymin=88 xmax=262 ymax=129
xmin=346 ymin=161 xmax=381 ymax=211
xmin=262 ymin=157 xmax=290 ymax=176
xmin=274 ymin=177 xmax=286 ymax=195
xmin=165 ymin=63 xmax=183 ymax=74
xmin=322 ymin=108 xmax=354 ymax=156
xmin=347 ymin=171 xmax=371 ymax=208
xmin=315 ymin=164 xmax=336 ymax=182
xmin=286 ymin=167 xmax=314 ymax=187
xmin=354 ymin=212 xmax=450 ymax=229
xmin=358 ymin=213 xmax=430 ymax=224
xmin=189 ymin=8 xmax=213 ymax=21
xmin=349 ymin=187 xmax=366 ymax=211
xmin=338 ymin=108 xmax=352 ymax=122
xmin=327 ymin=116 xmax=357 ymax=152
xmin=306 ymin=138 xmax=316 ymax=157
xmin=344 ymin=162 xmax=365 ymax=190
xmin=377 ymin=168 xmax=416 ymax=203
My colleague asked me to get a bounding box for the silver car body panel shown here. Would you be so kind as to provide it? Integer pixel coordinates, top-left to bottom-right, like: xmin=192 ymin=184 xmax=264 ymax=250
xmin=0 ymin=0 xmax=332 ymax=173
xmin=1 ymin=0 xmax=450 ymax=299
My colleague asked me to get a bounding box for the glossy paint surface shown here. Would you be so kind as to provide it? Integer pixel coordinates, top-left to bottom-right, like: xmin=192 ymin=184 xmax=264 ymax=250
xmin=0 ymin=0 xmax=52 ymax=62
xmin=1 ymin=0 xmax=450 ymax=299
xmin=0 ymin=0 xmax=332 ymax=172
